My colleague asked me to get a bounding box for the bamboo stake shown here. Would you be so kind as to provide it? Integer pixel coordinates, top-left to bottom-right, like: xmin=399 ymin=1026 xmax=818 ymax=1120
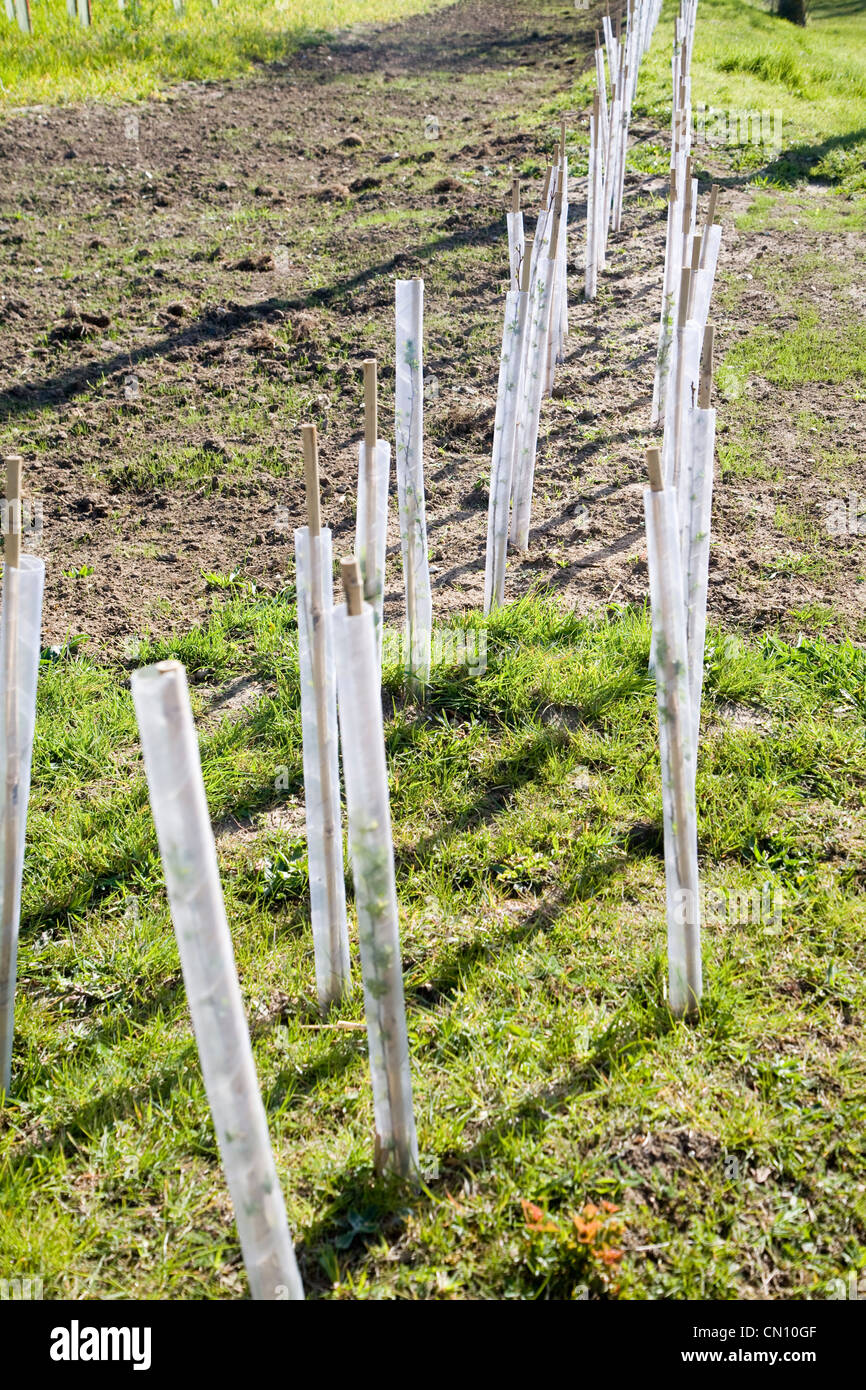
xmin=4 ymin=456 xmax=20 ymax=572
xmin=687 ymin=232 xmax=702 ymax=318
xmin=301 ymin=424 xmax=347 ymax=1008
xmin=698 ymin=323 xmax=714 ymax=409
xmin=511 ymin=178 xmax=520 ymax=215
xmin=341 ymin=555 xmax=363 ymax=617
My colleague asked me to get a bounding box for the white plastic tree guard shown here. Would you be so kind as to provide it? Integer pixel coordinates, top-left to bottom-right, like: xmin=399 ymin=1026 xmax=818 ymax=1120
xmin=644 ymin=454 xmax=702 ymax=1018
xmin=0 ymin=537 xmax=44 ymax=1098
xmin=334 ymin=563 xmax=419 ymax=1178
xmin=395 ymin=278 xmax=432 ymax=688
xmin=296 ymin=523 xmax=351 ymax=1010
xmin=132 ymin=660 xmax=304 ymax=1301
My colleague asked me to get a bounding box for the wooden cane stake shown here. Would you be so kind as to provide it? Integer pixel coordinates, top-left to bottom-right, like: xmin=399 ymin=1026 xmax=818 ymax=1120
xmin=341 ymin=556 xmax=363 ymax=616
xmin=646 ymin=446 xmax=664 ymax=492
xmin=521 ymin=234 xmax=534 ymax=292
xmin=698 ymin=324 xmax=714 ymax=409
xmin=4 ymin=457 xmax=21 ymax=571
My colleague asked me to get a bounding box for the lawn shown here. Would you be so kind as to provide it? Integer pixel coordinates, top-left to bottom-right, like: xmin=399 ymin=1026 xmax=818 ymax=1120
xmin=1 ymin=596 xmax=864 ymax=1298
xmin=0 ymin=0 xmax=449 ymax=106
xmin=0 ymin=0 xmax=864 ymax=1301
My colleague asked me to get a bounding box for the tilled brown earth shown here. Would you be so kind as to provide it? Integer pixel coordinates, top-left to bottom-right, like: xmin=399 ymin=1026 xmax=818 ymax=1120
xmin=0 ymin=0 xmax=863 ymax=655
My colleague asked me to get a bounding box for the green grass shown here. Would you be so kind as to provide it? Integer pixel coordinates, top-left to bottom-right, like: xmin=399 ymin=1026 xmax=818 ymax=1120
xmin=2 ymin=595 xmax=864 ymax=1298
xmin=718 ymin=310 xmax=866 ymax=396
xmin=629 ymin=0 xmax=866 ymax=194
xmin=0 ymin=0 xmax=448 ymax=107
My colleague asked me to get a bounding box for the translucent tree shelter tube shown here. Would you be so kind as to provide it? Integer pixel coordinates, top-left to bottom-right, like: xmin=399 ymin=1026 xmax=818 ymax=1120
xmin=355 ymin=358 xmax=389 ymax=665
xmin=679 ymin=326 xmax=716 ymax=771
xmin=692 ymin=202 xmax=722 ymax=329
xmin=663 ymin=267 xmax=697 ymax=488
xmin=612 ymin=61 xmax=629 ymax=233
xmin=334 ymin=558 xmax=419 ymax=1179
xmin=131 ymin=660 xmax=304 ymax=1301
xmin=545 ymin=153 xmax=567 ymax=394
xmin=585 ymin=93 xmax=600 ymax=301
xmin=0 ymin=457 xmax=44 ymax=1099
xmin=12 ymin=0 xmax=30 ymax=35
xmin=395 ymin=278 xmax=432 ymax=691
xmin=528 ymin=162 xmax=555 ymax=292
xmin=485 ymin=243 xmax=533 ymax=613
xmin=554 ymin=117 xmax=569 ymax=365
xmin=507 ymin=179 xmax=525 ymax=294
xmin=644 ymin=449 xmax=702 ymax=1019
xmin=594 ymin=34 xmax=609 ymax=169
xmin=651 ymin=167 xmax=680 ymax=426
xmin=297 ymin=424 xmax=351 ymax=1011
xmin=511 ymin=196 xmax=560 ymax=552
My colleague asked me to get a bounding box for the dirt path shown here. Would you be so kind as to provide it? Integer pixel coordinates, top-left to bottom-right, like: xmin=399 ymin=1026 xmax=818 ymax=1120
xmin=0 ymin=0 xmax=863 ymax=656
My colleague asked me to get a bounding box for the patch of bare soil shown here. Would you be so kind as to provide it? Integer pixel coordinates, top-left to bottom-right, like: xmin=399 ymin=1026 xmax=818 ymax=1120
xmin=0 ymin=0 xmax=863 ymax=654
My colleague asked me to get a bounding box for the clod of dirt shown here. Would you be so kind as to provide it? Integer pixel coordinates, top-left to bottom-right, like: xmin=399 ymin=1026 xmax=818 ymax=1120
xmin=201 ymin=438 xmax=229 ymax=459
xmin=74 ymin=495 xmax=109 ymax=518
xmin=49 ymin=320 xmax=91 ymax=343
xmin=286 ymin=310 xmax=321 ymax=342
xmin=253 ymin=183 xmax=279 ymax=198
xmin=63 ymin=147 xmax=77 ymax=160
xmin=340 ymin=133 xmax=365 ymax=148
xmin=231 ymin=253 xmax=274 ymax=272
xmin=416 ymin=149 xmax=435 ymax=163
xmin=154 ymin=192 xmax=171 ymax=208
xmin=80 ymin=310 xmax=111 ymax=328
xmin=215 ymin=178 xmax=236 ymax=191
xmin=0 ymin=297 xmax=28 ymax=319
xmin=248 ymin=328 xmax=278 ymax=352
xmin=312 ymin=182 xmax=351 ymax=202
xmin=432 ymin=176 xmax=463 ymax=194
xmin=349 ymin=175 xmax=381 ymax=192
xmin=443 ymin=401 xmax=492 ymax=437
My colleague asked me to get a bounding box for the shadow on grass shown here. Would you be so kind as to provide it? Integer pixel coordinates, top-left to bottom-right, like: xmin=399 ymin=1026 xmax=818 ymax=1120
xmin=297 ymin=964 xmax=682 ymax=1293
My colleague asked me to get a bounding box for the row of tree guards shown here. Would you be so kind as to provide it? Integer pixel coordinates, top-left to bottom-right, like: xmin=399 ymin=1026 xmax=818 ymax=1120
xmin=584 ymin=0 xmax=663 ymax=298
xmin=485 ymin=0 xmax=662 ymax=611
xmin=0 ymin=0 xmax=725 ymax=1299
xmin=4 ymin=0 xmax=208 ymax=35
xmin=644 ymin=0 xmax=721 ymax=1019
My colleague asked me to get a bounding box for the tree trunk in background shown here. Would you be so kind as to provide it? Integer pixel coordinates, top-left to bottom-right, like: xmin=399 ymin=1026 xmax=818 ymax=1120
xmin=776 ymin=0 xmax=807 ymax=24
